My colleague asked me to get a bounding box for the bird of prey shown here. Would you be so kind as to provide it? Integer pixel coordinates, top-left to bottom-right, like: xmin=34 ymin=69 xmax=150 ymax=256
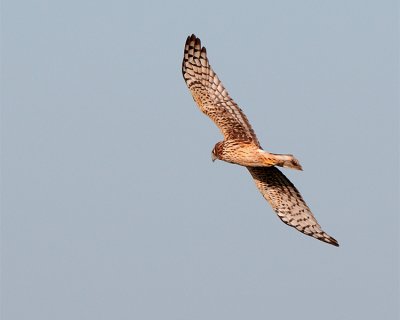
xmin=182 ymin=34 xmax=339 ymax=247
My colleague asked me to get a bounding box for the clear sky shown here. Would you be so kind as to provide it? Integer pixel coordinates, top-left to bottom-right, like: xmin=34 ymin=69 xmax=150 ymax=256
xmin=2 ymin=0 xmax=399 ymax=319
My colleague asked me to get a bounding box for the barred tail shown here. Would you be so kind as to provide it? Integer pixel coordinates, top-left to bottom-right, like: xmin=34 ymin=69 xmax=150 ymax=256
xmin=262 ymin=152 xmax=303 ymax=171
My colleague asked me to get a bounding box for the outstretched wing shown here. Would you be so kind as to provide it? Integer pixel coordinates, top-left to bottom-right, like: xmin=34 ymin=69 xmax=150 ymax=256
xmin=182 ymin=34 xmax=260 ymax=145
xmin=247 ymin=166 xmax=339 ymax=246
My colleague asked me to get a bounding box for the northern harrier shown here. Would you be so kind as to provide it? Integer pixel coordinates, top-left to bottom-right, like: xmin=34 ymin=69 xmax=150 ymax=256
xmin=182 ymin=34 xmax=339 ymax=247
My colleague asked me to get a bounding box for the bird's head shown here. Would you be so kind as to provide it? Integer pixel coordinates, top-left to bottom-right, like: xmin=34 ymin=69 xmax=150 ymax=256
xmin=211 ymin=142 xmax=223 ymax=162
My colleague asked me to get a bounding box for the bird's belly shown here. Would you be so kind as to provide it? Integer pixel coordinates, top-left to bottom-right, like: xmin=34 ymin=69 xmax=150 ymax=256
xmin=221 ymin=149 xmax=270 ymax=167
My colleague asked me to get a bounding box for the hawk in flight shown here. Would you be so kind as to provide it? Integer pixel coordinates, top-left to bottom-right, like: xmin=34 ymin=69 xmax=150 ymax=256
xmin=182 ymin=34 xmax=339 ymax=246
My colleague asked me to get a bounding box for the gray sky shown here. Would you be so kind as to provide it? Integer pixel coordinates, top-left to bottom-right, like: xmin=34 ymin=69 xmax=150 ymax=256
xmin=2 ymin=0 xmax=399 ymax=319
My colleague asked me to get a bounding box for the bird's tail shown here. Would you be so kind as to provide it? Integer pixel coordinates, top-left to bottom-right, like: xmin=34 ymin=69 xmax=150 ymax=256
xmin=262 ymin=152 xmax=303 ymax=171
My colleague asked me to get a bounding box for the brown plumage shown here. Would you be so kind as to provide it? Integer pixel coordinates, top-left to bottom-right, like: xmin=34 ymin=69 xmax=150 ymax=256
xmin=182 ymin=34 xmax=339 ymax=247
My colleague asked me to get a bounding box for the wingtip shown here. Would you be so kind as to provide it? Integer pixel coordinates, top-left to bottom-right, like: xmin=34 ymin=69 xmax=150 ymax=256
xmin=187 ymin=34 xmax=198 ymax=43
xmin=309 ymin=229 xmax=339 ymax=247
xmin=323 ymin=235 xmax=339 ymax=247
xmin=331 ymin=239 xmax=340 ymax=247
xmin=186 ymin=34 xmax=203 ymax=47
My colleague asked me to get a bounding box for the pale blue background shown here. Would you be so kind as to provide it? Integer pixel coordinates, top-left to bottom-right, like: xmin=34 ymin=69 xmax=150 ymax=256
xmin=2 ymin=1 xmax=399 ymax=319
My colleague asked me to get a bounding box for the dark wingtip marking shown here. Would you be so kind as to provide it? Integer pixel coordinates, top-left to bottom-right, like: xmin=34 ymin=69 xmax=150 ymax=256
xmin=189 ymin=34 xmax=197 ymax=44
xmin=330 ymin=238 xmax=340 ymax=247
xmin=322 ymin=235 xmax=339 ymax=247
xmin=186 ymin=34 xmax=204 ymax=51
xmin=185 ymin=34 xmax=197 ymax=47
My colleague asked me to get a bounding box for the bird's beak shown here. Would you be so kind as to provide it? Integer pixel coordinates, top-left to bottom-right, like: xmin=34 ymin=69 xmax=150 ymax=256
xmin=211 ymin=153 xmax=217 ymax=162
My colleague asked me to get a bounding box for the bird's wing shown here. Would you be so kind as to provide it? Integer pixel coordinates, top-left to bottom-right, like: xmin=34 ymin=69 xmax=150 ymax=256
xmin=182 ymin=34 xmax=260 ymax=145
xmin=247 ymin=166 xmax=339 ymax=246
